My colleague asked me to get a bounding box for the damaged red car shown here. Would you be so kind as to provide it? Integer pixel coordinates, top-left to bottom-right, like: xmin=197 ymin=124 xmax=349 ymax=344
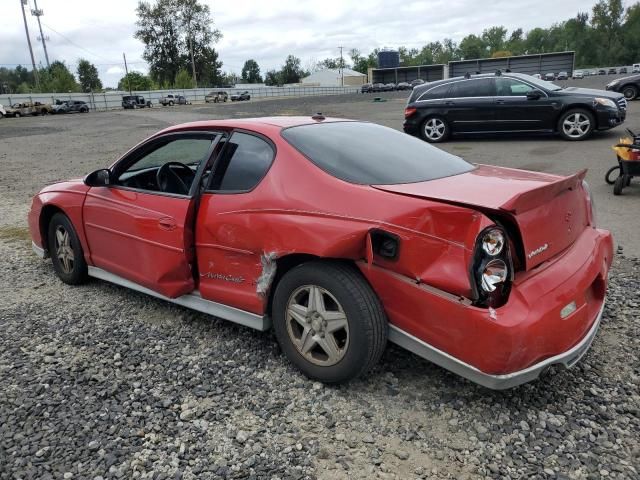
xmin=29 ymin=117 xmax=613 ymax=388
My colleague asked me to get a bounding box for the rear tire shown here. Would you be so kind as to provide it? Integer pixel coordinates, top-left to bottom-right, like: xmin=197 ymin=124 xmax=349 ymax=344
xmin=622 ymin=85 xmax=638 ymax=100
xmin=558 ymin=109 xmax=594 ymax=141
xmin=272 ymin=261 xmax=387 ymax=383
xmin=47 ymin=213 xmax=88 ymax=285
xmin=420 ymin=116 xmax=450 ymax=143
xmin=605 ymin=165 xmax=621 ymax=185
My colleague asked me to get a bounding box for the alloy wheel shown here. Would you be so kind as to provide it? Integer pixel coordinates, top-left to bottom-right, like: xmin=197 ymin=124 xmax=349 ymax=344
xmin=54 ymin=225 xmax=75 ymax=274
xmin=285 ymin=285 xmax=349 ymax=366
xmin=424 ymin=118 xmax=446 ymax=141
xmin=562 ymin=113 xmax=591 ymax=139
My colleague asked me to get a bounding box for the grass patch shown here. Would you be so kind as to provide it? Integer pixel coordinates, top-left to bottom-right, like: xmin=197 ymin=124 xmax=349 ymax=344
xmin=0 ymin=226 xmax=31 ymax=244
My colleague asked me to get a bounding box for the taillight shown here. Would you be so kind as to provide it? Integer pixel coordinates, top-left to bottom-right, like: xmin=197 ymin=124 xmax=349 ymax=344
xmin=404 ymin=107 xmax=417 ymax=118
xmin=470 ymin=226 xmax=513 ymax=308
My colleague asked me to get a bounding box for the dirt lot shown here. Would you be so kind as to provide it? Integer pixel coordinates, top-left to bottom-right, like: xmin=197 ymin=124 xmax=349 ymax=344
xmin=0 ymin=90 xmax=639 ymax=480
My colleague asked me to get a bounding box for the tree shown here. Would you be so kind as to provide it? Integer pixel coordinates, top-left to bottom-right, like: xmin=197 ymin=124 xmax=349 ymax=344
xmin=279 ymin=55 xmax=304 ymax=84
xmin=241 ymin=59 xmax=262 ymax=83
xmin=117 ymin=71 xmax=153 ymax=91
xmin=39 ymin=61 xmax=80 ymax=93
xmin=482 ymin=26 xmax=508 ymax=54
xmin=264 ymin=69 xmax=281 ymax=86
xmin=135 ymin=0 xmax=222 ymax=87
xmin=174 ymin=68 xmax=192 ymax=88
xmin=459 ymin=34 xmax=487 ymax=60
xmin=77 ymin=59 xmax=102 ymax=91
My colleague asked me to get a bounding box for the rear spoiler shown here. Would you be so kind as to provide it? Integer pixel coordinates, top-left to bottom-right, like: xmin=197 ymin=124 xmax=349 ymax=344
xmin=500 ymin=169 xmax=587 ymax=214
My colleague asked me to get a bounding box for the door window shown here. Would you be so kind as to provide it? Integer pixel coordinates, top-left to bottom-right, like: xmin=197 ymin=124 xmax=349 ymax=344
xmin=208 ymin=132 xmax=274 ymax=192
xmin=450 ymin=79 xmax=494 ymax=98
xmin=116 ymin=137 xmax=212 ymax=194
xmin=495 ymin=78 xmax=537 ymax=96
xmin=418 ymin=83 xmax=451 ymax=100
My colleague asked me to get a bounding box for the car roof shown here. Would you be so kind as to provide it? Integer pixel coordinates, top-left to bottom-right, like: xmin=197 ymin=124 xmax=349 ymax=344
xmin=157 ymin=116 xmax=356 ymax=135
xmin=412 ymin=72 xmax=544 ymax=92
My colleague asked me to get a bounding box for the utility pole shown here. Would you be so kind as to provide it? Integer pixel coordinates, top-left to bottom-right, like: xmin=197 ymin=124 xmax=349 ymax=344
xmin=338 ymin=46 xmax=344 ymax=87
xmin=20 ymin=0 xmax=39 ymax=88
xmin=123 ymin=52 xmax=132 ymax=95
xmin=31 ymin=0 xmax=50 ymax=68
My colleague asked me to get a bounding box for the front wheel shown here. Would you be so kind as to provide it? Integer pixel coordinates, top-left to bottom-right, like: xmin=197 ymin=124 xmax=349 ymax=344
xmin=613 ymin=175 xmax=625 ymax=195
xmin=622 ymin=85 xmax=638 ymax=100
xmin=558 ymin=109 xmax=594 ymax=141
xmin=272 ymin=262 xmax=387 ymax=383
xmin=47 ymin=213 xmax=88 ymax=285
xmin=169 ymin=101 xmax=174 ymax=106
xmin=420 ymin=116 xmax=450 ymax=143
xmin=605 ymin=165 xmax=621 ymax=185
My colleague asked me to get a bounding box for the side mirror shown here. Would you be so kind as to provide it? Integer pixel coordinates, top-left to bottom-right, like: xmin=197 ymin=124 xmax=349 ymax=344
xmin=527 ymin=90 xmax=542 ymax=100
xmin=84 ymin=168 xmax=111 ymax=187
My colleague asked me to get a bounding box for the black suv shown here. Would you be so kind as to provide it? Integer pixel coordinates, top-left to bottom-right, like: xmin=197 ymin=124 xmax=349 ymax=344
xmin=403 ymin=72 xmax=626 ymax=142
xmin=606 ymin=74 xmax=640 ymax=100
xmin=122 ymin=95 xmax=152 ymax=109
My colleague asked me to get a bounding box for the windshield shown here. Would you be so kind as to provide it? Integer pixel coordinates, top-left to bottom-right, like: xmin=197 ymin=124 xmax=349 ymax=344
xmin=524 ymin=76 xmax=562 ymax=91
xmin=282 ymin=121 xmax=474 ymax=185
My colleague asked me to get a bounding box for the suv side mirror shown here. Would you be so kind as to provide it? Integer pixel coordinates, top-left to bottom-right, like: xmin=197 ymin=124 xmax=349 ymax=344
xmin=527 ymin=90 xmax=542 ymax=100
xmin=84 ymin=168 xmax=111 ymax=187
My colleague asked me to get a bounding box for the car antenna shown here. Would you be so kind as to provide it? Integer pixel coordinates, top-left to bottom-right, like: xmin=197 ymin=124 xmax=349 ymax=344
xmin=495 ymin=69 xmax=502 ymax=76
xmin=311 ymin=113 xmax=325 ymax=121
xmin=464 ymin=72 xmax=471 ymax=79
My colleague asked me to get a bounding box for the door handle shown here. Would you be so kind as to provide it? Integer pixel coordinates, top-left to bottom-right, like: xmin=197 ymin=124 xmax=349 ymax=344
xmin=158 ymin=217 xmax=177 ymax=231
xmin=445 ymin=101 xmax=455 ymax=106
xmin=495 ymin=99 xmax=505 ymax=104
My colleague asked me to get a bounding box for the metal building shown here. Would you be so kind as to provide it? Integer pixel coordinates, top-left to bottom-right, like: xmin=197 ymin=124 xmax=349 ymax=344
xmin=449 ymin=51 xmax=575 ymax=78
xmin=368 ymin=64 xmax=445 ymax=84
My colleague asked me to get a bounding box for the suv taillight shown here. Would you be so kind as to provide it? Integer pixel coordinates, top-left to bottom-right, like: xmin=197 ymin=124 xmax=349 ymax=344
xmin=404 ymin=107 xmax=417 ymax=118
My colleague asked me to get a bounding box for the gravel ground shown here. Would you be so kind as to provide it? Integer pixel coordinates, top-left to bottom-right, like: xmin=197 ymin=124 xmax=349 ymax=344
xmin=1 ymin=92 xmax=639 ymax=479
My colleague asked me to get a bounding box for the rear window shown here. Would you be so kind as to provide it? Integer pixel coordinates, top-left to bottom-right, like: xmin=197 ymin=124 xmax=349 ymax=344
xmin=281 ymin=122 xmax=474 ymax=185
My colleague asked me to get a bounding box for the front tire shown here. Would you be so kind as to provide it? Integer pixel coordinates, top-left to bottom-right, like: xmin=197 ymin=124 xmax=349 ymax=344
xmin=272 ymin=262 xmax=387 ymax=383
xmin=420 ymin=116 xmax=450 ymax=143
xmin=47 ymin=213 xmax=88 ymax=285
xmin=169 ymin=101 xmax=174 ymax=106
xmin=622 ymin=85 xmax=638 ymax=100
xmin=558 ymin=109 xmax=594 ymax=141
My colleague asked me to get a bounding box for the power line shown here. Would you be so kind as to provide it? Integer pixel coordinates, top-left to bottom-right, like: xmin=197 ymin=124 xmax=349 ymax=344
xmin=40 ymin=21 xmax=112 ymax=62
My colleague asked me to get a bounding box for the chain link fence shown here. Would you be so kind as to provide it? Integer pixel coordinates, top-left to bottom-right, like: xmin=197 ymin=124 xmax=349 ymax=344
xmin=0 ymin=86 xmax=361 ymax=112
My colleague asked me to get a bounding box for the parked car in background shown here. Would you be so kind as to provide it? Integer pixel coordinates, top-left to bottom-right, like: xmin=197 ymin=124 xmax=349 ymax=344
xmin=371 ymin=83 xmax=385 ymax=92
xmin=0 ymin=104 xmax=6 ymax=118
xmin=52 ymin=100 xmax=89 ymax=114
xmin=122 ymin=95 xmax=152 ymax=109
xmin=619 ymin=67 xmax=628 ymax=74
xmin=544 ymin=72 xmax=556 ymax=81
xmin=410 ymin=79 xmax=425 ymax=88
xmin=160 ymin=94 xmax=189 ymax=106
xmin=598 ymin=69 xmax=607 ymax=75
xmin=383 ymin=83 xmax=395 ymax=91
xmin=205 ymin=91 xmax=228 ymax=103
xmin=4 ymin=101 xmax=51 ymax=117
xmin=572 ymin=70 xmax=584 ymax=79
xmin=608 ymin=68 xmax=617 ymax=75
xmin=403 ymin=71 xmax=627 ymax=142
xmin=360 ymin=83 xmax=373 ymax=93
xmin=556 ymin=72 xmax=568 ymax=80
xmin=532 ymin=73 xmax=542 ymax=79
xmin=230 ymin=91 xmax=251 ymax=101
xmin=633 ymin=64 xmax=640 ymax=73
xmin=606 ymin=73 xmax=640 ymax=100
xmin=29 ymin=116 xmax=612 ymax=389
xmin=395 ymin=82 xmax=412 ymax=90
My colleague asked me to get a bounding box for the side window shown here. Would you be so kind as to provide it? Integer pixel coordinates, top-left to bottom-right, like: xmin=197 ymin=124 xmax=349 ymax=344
xmin=495 ymin=78 xmax=537 ymax=96
xmin=450 ymin=79 xmax=494 ymax=98
xmin=419 ymin=84 xmax=450 ymax=100
xmin=208 ymin=132 xmax=274 ymax=192
xmin=116 ymin=137 xmax=212 ymax=193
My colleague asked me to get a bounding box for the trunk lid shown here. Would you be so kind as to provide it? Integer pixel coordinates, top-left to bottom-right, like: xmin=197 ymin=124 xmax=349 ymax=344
xmin=373 ymin=165 xmax=589 ymax=270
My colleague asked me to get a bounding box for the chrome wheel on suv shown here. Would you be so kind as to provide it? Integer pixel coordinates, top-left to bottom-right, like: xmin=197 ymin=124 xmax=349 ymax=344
xmin=558 ymin=109 xmax=594 ymax=141
xmin=421 ymin=117 xmax=449 ymax=143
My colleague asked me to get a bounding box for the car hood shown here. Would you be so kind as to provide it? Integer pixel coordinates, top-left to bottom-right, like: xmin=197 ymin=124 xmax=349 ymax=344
xmin=556 ymin=87 xmax=622 ymax=100
xmin=373 ymin=165 xmax=589 ymax=270
xmin=608 ymin=74 xmax=640 ymax=84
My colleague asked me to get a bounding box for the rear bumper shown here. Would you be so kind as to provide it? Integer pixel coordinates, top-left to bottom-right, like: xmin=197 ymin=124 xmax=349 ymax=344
xmin=389 ymin=300 xmax=605 ymax=389
xmin=360 ymin=227 xmax=613 ymax=388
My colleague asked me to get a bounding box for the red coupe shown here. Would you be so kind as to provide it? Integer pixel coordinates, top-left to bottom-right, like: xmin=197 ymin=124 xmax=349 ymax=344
xmin=29 ymin=116 xmax=613 ymax=388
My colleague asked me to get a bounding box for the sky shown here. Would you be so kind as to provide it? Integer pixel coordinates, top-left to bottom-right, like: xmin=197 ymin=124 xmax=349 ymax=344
xmin=0 ymin=0 xmax=626 ymax=88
